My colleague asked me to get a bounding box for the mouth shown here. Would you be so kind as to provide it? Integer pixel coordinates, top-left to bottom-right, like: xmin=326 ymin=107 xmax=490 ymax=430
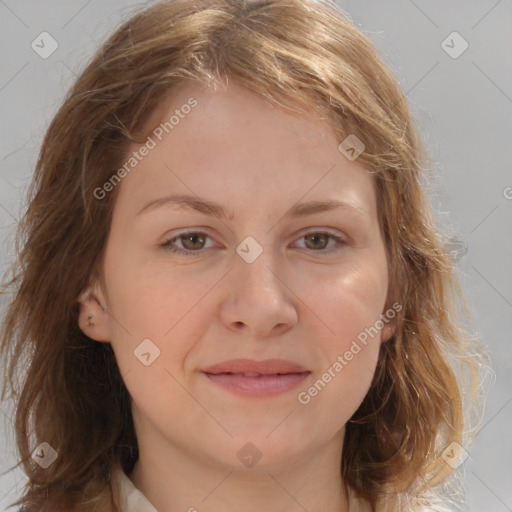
xmin=201 ymin=359 xmax=311 ymax=397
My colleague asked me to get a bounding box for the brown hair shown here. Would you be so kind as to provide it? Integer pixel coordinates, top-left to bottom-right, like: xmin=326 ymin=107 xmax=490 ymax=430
xmin=0 ymin=0 xmax=487 ymax=510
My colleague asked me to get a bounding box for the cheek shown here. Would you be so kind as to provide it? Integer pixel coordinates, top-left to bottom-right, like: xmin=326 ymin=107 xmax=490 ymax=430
xmin=303 ymin=258 xmax=388 ymax=345
xmin=122 ymin=362 xmax=213 ymax=453
xmin=104 ymin=253 xmax=219 ymax=383
xmin=105 ymin=248 xmax=211 ymax=335
xmin=293 ymin=266 xmax=387 ymax=432
xmin=296 ymin=257 xmax=388 ymax=422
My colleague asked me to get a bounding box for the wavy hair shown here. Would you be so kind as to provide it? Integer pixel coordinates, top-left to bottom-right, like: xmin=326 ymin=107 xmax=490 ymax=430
xmin=0 ymin=0 xmax=487 ymax=510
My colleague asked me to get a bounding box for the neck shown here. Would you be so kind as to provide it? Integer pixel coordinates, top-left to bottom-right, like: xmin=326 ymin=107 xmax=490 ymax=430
xmin=128 ymin=430 xmax=364 ymax=512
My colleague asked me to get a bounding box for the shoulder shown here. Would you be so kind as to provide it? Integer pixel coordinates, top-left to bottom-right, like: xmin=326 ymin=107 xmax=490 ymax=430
xmin=374 ymin=493 xmax=458 ymax=512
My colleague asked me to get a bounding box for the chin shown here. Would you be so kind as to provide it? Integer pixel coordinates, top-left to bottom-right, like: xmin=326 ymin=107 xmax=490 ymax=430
xmin=217 ymin=431 xmax=317 ymax=471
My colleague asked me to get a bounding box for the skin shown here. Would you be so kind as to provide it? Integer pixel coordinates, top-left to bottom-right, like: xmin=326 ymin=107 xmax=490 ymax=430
xmin=78 ymin=80 xmax=395 ymax=512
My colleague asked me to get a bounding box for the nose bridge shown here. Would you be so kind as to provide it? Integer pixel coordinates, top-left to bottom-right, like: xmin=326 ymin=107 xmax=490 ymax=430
xmin=218 ymin=230 xmax=300 ymax=336
xmin=235 ymin=234 xmax=282 ymax=297
xmin=228 ymin=238 xmax=295 ymax=335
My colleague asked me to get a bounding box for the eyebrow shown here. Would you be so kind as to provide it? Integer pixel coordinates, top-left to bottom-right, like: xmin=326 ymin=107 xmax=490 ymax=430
xmin=136 ymin=193 xmax=370 ymax=221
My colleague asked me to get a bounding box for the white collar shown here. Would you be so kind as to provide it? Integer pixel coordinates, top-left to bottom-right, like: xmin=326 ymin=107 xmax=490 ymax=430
xmin=111 ymin=464 xmax=158 ymax=512
xmin=109 ymin=464 xmax=447 ymax=512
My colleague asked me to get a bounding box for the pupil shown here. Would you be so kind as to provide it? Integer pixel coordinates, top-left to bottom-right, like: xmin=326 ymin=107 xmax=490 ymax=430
xmin=184 ymin=233 xmax=204 ymax=249
xmin=306 ymin=233 xmax=327 ymax=249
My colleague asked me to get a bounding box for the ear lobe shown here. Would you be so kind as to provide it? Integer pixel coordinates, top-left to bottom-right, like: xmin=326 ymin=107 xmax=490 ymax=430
xmin=380 ymin=288 xmax=401 ymax=344
xmin=380 ymin=322 xmax=396 ymax=343
xmin=77 ymin=281 xmax=111 ymax=343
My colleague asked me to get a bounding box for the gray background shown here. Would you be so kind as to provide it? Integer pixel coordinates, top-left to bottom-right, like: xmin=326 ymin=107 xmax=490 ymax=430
xmin=0 ymin=0 xmax=511 ymax=510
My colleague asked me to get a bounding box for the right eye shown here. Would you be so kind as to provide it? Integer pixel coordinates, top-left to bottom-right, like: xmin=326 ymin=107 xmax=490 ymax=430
xmin=160 ymin=231 xmax=217 ymax=256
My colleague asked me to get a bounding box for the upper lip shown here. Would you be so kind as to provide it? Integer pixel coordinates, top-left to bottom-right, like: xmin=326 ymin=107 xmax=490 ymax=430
xmin=202 ymin=358 xmax=310 ymax=375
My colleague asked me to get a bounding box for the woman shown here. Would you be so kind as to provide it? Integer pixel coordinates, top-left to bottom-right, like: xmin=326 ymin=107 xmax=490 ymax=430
xmin=0 ymin=0 xmax=486 ymax=510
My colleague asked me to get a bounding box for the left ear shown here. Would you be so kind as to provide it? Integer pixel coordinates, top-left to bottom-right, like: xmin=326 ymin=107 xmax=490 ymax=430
xmin=379 ymin=298 xmax=400 ymax=343
xmin=380 ymin=321 xmax=396 ymax=343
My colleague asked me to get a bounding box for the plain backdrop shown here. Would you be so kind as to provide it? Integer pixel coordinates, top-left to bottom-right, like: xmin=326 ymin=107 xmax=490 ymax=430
xmin=0 ymin=1 xmax=511 ymax=510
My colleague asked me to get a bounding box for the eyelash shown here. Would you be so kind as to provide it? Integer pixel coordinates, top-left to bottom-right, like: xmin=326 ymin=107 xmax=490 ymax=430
xmin=160 ymin=230 xmax=347 ymax=257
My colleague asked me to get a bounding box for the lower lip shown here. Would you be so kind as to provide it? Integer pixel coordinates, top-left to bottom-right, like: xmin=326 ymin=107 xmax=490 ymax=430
xmin=203 ymin=372 xmax=310 ymax=397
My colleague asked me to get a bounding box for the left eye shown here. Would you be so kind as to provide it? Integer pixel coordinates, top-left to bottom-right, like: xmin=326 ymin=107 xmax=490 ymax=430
xmin=294 ymin=232 xmax=346 ymax=252
xmin=160 ymin=230 xmax=347 ymax=257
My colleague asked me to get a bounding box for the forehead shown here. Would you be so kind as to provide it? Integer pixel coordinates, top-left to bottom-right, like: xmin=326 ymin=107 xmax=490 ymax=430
xmin=143 ymin=79 xmax=336 ymax=153
xmin=113 ymin=80 xmax=378 ymax=224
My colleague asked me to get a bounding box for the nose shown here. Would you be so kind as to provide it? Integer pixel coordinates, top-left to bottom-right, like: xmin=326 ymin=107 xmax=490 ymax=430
xmin=219 ymin=244 xmax=298 ymax=338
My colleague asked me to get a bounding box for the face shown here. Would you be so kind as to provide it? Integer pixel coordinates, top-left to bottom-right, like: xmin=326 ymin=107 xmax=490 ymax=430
xmin=81 ymin=80 xmax=394 ymax=471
